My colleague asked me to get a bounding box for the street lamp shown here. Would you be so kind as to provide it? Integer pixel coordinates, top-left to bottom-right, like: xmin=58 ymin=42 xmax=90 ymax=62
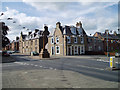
xmin=106 ymin=30 xmax=109 ymax=59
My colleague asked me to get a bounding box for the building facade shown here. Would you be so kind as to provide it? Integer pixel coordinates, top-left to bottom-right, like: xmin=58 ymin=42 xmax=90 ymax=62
xmin=85 ymin=36 xmax=104 ymax=55
xmin=94 ymin=30 xmax=120 ymax=54
xmin=48 ymin=21 xmax=87 ymax=56
xmin=11 ymin=37 xmax=19 ymax=51
xmin=19 ymin=27 xmax=47 ymax=55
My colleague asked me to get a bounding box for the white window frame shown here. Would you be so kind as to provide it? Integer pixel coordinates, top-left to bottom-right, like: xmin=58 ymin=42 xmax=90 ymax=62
xmin=56 ymin=37 xmax=59 ymax=44
xmin=81 ymin=37 xmax=84 ymax=44
xmin=74 ymin=37 xmax=77 ymax=43
xmin=56 ymin=46 xmax=60 ymax=54
xmin=70 ymin=27 xmax=76 ymax=34
xmin=74 ymin=46 xmax=78 ymax=55
xmin=51 ymin=37 xmax=54 ymax=44
xmin=67 ymin=36 xmax=71 ymax=43
xmin=81 ymin=45 xmax=84 ymax=54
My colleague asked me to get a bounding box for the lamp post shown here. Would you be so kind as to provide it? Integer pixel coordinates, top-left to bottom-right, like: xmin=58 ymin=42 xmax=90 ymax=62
xmin=106 ymin=30 xmax=109 ymax=58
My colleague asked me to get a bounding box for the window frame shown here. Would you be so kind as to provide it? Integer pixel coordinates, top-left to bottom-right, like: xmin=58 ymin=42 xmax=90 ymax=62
xmin=81 ymin=37 xmax=84 ymax=44
xmin=74 ymin=37 xmax=77 ymax=43
xmin=51 ymin=37 xmax=54 ymax=44
xmin=67 ymin=36 xmax=71 ymax=43
xmin=56 ymin=37 xmax=59 ymax=44
xmin=56 ymin=46 xmax=60 ymax=54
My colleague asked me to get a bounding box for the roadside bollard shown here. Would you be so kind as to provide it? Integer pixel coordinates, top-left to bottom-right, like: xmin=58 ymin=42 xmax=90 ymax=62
xmin=110 ymin=56 xmax=116 ymax=68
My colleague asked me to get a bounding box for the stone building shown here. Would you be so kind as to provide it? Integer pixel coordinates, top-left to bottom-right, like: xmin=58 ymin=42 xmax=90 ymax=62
xmin=85 ymin=36 xmax=104 ymax=55
xmin=94 ymin=30 xmax=120 ymax=54
xmin=11 ymin=37 xmax=19 ymax=51
xmin=48 ymin=21 xmax=87 ymax=56
xmin=19 ymin=26 xmax=49 ymax=55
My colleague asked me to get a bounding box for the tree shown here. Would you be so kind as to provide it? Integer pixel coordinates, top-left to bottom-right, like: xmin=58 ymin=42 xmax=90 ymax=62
xmin=0 ymin=22 xmax=10 ymax=48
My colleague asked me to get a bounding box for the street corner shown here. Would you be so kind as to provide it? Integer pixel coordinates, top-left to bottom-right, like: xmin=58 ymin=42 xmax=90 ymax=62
xmin=2 ymin=56 xmax=16 ymax=63
xmin=105 ymin=67 xmax=120 ymax=71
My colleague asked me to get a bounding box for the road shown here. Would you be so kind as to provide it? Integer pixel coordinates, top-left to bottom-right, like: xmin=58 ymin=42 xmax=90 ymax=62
xmin=2 ymin=54 xmax=119 ymax=88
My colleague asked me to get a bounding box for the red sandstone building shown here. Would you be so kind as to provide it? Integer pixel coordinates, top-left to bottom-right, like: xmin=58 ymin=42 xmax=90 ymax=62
xmin=94 ymin=30 xmax=120 ymax=55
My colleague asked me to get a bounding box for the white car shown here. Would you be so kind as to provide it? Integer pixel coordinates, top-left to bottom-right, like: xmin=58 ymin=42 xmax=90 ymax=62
xmin=115 ymin=52 xmax=120 ymax=57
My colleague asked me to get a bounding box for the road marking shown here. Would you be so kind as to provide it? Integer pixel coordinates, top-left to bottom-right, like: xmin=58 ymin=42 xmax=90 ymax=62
xmin=97 ymin=59 xmax=109 ymax=63
xmin=39 ymin=66 xmax=42 ymax=67
xmin=43 ymin=67 xmax=48 ymax=69
xmin=49 ymin=67 xmax=53 ymax=70
xmin=35 ymin=65 xmax=38 ymax=67
xmin=77 ymin=65 xmax=105 ymax=71
xmin=31 ymin=64 xmax=34 ymax=65
xmin=24 ymin=72 xmax=28 ymax=74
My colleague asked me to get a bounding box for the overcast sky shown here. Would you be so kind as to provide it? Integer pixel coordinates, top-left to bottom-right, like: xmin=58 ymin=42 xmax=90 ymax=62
xmin=0 ymin=0 xmax=119 ymax=41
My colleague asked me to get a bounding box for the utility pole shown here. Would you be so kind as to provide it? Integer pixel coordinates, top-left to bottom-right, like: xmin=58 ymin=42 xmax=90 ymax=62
xmin=106 ymin=30 xmax=109 ymax=59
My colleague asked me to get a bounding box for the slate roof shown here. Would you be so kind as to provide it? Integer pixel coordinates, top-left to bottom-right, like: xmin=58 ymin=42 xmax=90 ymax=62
xmin=49 ymin=25 xmax=87 ymax=36
xmin=96 ymin=32 xmax=120 ymax=39
xmin=22 ymin=30 xmax=43 ymax=40
xmin=22 ymin=35 xmax=27 ymax=40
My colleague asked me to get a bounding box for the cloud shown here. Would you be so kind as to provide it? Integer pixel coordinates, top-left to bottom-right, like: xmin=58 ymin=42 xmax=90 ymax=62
xmin=1 ymin=7 xmax=56 ymax=40
xmin=1 ymin=1 xmax=118 ymax=41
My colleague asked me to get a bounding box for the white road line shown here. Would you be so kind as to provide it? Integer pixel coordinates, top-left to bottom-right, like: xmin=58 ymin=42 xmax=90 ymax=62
xmin=39 ymin=66 xmax=42 ymax=67
xmin=49 ymin=67 xmax=53 ymax=70
xmin=35 ymin=65 xmax=38 ymax=67
xmin=77 ymin=65 xmax=104 ymax=71
xmin=43 ymin=67 xmax=48 ymax=69
xmin=24 ymin=72 xmax=28 ymax=74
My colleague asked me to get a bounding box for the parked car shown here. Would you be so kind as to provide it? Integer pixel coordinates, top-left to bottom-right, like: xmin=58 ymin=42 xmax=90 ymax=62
xmin=14 ymin=51 xmax=20 ymax=53
xmin=31 ymin=51 xmax=39 ymax=56
xmin=7 ymin=51 xmax=13 ymax=54
xmin=115 ymin=52 xmax=120 ymax=57
xmin=2 ymin=51 xmax=10 ymax=57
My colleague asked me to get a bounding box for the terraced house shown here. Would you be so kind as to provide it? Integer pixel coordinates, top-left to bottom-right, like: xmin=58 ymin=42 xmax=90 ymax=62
xmin=19 ymin=27 xmax=47 ymax=55
xmin=48 ymin=21 xmax=87 ymax=56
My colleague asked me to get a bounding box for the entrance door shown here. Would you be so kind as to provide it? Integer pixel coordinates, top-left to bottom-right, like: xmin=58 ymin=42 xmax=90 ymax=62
xmin=78 ymin=46 xmax=80 ymax=55
xmin=68 ymin=46 xmax=71 ymax=55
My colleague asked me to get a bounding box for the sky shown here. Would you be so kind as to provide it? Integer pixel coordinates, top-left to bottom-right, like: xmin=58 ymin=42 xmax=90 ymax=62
xmin=0 ymin=0 xmax=119 ymax=41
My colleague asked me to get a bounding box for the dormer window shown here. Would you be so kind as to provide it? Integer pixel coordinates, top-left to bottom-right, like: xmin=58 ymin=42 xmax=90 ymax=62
xmin=77 ymin=28 xmax=83 ymax=35
xmin=74 ymin=37 xmax=77 ymax=43
xmin=56 ymin=37 xmax=59 ymax=44
xmin=70 ymin=27 xmax=76 ymax=34
xmin=67 ymin=36 xmax=71 ymax=43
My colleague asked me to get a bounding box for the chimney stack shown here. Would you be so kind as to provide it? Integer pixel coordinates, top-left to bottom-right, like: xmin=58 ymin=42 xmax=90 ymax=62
xmin=35 ymin=29 xmax=39 ymax=33
xmin=76 ymin=21 xmax=82 ymax=28
xmin=105 ymin=30 xmax=109 ymax=35
xmin=56 ymin=22 xmax=61 ymax=28
xmin=28 ymin=31 xmax=32 ymax=35
xmin=16 ymin=37 xmax=19 ymax=41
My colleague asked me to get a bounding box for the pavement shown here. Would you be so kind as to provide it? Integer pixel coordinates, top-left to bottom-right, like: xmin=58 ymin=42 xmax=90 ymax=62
xmin=2 ymin=69 xmax=118 ymax=88
xmin=2 ymin=53 xmax=120 ymax=88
